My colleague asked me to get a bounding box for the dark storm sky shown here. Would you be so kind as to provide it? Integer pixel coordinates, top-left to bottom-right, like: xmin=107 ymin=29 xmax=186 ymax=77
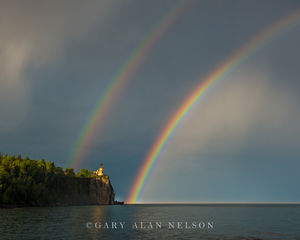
xmin=0 ymin=0 xmax=299 ymax=202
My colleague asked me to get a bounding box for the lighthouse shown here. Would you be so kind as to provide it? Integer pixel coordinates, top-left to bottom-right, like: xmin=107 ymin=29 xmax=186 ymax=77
xmin=97 ymin=164 xmax=104 ymax=176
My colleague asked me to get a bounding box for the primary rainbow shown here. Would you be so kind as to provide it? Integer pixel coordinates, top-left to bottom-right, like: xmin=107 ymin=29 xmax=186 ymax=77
xmin=127 ymin=8 xmax=300 ymax=203
xmin=67 ymin=1 xmax=193 ymax=170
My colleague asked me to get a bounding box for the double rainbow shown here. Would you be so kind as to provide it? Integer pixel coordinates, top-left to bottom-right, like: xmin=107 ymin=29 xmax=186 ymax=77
xmin=127 ymin=8 xmax=300 ymax=203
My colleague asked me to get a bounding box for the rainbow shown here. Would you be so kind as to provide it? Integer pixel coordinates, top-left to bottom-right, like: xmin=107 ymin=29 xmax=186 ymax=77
xmin=127 ymin=8 xmax=300 ymax=203
xmin=67 ymin=1 xmax=193 ymax=170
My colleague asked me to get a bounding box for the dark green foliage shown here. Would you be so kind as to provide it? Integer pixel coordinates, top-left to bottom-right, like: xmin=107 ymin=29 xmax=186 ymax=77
xmin=64 ymin=168 xmax=75 ymax=177
xmin=76 ymin=168 xmax=94 ymax=178
xmin=0 ymin=154 xmax=95 ymax=206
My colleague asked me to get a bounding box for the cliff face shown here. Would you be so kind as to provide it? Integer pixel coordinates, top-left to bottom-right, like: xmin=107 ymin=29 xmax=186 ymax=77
xmin=89 ymin=177 xmax=115 ymax=205
xmin=55 ymin=177 xmax=115 ymax=206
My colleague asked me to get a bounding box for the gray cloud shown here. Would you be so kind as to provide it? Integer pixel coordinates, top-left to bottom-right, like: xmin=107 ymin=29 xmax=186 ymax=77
xmin=158 ymin=67 xmax=299 ymax=158
xmin=0 ymin=0 xmax=123 ymax=131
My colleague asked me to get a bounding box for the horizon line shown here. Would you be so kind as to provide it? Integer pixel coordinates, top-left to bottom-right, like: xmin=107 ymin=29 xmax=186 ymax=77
xmin=124 ymin=201 xmax=300 ymax=205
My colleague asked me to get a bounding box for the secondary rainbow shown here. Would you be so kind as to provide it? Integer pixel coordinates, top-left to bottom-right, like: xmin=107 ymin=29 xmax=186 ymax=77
xmin=127 ymin=8 xmax=300 ymax=203
xmin=67 ymin=1 xmax=193 ymax=170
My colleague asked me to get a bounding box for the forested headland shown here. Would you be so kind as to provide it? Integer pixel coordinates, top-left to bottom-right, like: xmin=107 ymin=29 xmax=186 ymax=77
xmin=0 ymin=154 xmax=113 ymax=206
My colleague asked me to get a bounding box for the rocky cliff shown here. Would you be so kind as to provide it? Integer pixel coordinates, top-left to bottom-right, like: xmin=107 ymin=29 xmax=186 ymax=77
xmin=55 ymin=177 xmax=115 ymax=206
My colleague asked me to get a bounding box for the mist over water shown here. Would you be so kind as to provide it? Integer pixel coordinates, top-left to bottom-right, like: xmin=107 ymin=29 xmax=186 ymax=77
xmin=1 ymin=204 xmax=300 ymax=240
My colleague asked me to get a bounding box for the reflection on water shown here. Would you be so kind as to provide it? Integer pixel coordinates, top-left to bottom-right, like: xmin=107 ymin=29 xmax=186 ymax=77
xmin=0 ymin=205 xmax=300 ymax=240
xmin=90 ymin=205 xmax=106 ymax=240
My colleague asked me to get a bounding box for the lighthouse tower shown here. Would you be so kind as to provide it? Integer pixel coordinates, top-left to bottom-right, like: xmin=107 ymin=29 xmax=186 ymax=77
xmin=97 ymin=164 xmax=104 ymax=176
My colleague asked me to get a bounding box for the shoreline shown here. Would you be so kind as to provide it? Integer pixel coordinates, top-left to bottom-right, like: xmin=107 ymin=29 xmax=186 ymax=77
xmin=0 ymin=202 xmax=118 ymax=209
xmin=2 ymin=202 xmax=300 ymax=209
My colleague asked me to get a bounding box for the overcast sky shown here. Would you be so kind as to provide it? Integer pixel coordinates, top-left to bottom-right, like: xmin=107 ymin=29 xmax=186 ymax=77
xmin=1 ymin=0 xmax=299 ymax=202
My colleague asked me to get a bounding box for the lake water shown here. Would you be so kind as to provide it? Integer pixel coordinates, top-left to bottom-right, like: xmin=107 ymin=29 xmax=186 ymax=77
xmin=0 ymin=204 xmax=300 ymax=239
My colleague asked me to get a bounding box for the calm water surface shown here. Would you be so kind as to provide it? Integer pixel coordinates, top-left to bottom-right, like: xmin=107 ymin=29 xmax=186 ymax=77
xmin=0 ymin=204 xmax=300 ymax=240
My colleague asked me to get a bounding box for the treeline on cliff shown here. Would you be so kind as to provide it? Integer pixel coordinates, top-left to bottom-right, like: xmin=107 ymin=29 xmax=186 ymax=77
xmin=0 ymin=154 xmax=96 ymax=206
